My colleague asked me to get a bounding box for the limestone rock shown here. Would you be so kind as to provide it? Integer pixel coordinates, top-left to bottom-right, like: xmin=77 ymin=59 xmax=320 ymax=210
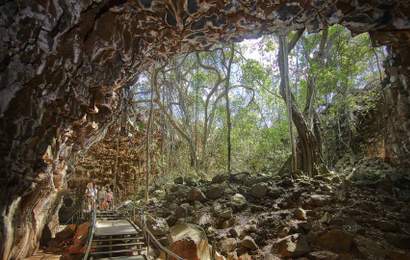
xmin=231 ymin=193 xmax=247 ymax=210
xmin=169 ymin=223 xmax=211 ymax=260
xmin=219 ymin=238 xmax=237 ymax=254
xmin=272 ymin=234 xmax=310 ymax=257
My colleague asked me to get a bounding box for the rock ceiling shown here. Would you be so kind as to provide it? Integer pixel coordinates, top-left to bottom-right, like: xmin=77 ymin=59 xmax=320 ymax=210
xmin=0 ymin=0 xmax=409 ymax=259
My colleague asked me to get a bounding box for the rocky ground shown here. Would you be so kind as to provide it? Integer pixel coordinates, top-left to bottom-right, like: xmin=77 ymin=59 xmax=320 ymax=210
xmin=139 ymin=159 xmax=410 ymax=259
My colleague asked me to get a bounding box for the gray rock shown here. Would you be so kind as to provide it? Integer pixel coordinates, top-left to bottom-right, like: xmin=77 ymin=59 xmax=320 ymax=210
xmin=206 ymin=184 xmax=225 ymax=200
xmin=240 ymin=236 xmax=259 ymax=250
xmin=250 ymin=183 xmax=268 ymax=198
xmin=212 ymin=174 xmax=228 ymax=184
xmin=175 ymin=203 xmax=192 ymax=219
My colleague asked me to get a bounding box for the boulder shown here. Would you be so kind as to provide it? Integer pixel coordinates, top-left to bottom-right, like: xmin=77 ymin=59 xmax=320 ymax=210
xmin=294 ymin=208 xmax=307 ymax=220
xmin=239 ymin=236 xmax=258 ymax=251
xmin=353 ymin=235 xmax=386 ymax=258
xmin=315 ymin=229 xmax=353 ymax=252
xmin=65 ymin=222 xmax=90 ymax=254
xmin=146 ymin=215 xmax=169 ymax=237
xmin=385 ymin=233 xmax=410 ymax=250
xmin=271 ymin=233 xmax=310 ymax=257
xmin=308 ymin=251 xmax=339 ymax=260
xmin=189 ymin=187 xmax=207 ymax=202
xmin=55 ymin=224 xmax=76 ymax=242
xmin=169 ymin=223 xmax=211 ymax=260
xmin=268 ymin=187 xmax=282 ymax=199
xmin=212 ymin=174 xmax=229 ymax=184
xmin=375 ymin=220 xmax=400 ymax=232
xmin=206 ymin=184 xmax=225 ymax=200
xmin=230 ymin=193 xmax=247 ymax=210
xmin=230 ymin=172 xmax=251 ymax=185
xmin=250 ymin=183 xmax=268 ymax=198
xmin=306 ymin=194 xmax=331 ymax=207
xmin=175 ymin=203 xmax=192 ymax=219
xmin=219 ymin=238 xmax=237 ymax=254
xmin=198 ymin=212 xmax=213 ymax=226
xmin=216 ymin=207 xmax=233 ymax=220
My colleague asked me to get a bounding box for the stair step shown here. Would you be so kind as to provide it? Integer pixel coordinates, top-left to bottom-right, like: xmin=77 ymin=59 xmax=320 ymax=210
xmin=90 ymin=248 xmax=136 ymax=255
xmin=93 ymin=236 xmax=144 ymax=242
xmin=98 ymin=256 xmax=147 ymax=260
xmin=92 ymin=242 xmax=145 ymax=248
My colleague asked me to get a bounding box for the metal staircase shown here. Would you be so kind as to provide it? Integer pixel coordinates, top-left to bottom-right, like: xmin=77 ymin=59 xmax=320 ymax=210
xmin=84 ymin=210 xmax=147 ymax=260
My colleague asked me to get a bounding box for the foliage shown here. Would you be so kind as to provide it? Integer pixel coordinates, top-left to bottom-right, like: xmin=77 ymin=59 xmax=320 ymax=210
xmin=128 ymin=25 xmax=385 ymax=178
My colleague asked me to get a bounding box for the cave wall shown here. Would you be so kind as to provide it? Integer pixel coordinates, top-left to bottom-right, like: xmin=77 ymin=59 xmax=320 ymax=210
xmin=383 ymin=44 xmax=410 ymax=167
xmin=0 ymin=0 xmax=409 ymax=258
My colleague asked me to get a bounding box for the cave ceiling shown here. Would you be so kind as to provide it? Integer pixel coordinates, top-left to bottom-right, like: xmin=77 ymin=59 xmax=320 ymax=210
xmin=0 ymin=0 xmax=409 ymax=258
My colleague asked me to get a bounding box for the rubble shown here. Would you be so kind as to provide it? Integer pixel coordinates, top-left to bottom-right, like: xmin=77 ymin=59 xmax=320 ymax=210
xmin=138 ymin=168 xmax=410 ymax=259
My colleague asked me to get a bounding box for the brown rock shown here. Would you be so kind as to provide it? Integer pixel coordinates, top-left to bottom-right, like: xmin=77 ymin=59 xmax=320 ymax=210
xmin=315 ymin=229 xmax=353 ymax=253
xmin=189 ymin=187 xmax=207 ymax=202
xmin=169 ymin=223 xmax=211 ymax=260
xmin=272 ymin=233 xmax=310 ymax=257
xmin=55 ymin=224 xmax=76 ymax=242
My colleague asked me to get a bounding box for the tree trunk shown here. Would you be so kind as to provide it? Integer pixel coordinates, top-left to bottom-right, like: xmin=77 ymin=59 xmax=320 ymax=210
xmin=225 ymin=45 xmax=235 ymax=174
xmin=278 ymin=30 xmax=322 ymax=176
xmin=145 ymin=85 xmax=154 ymax=203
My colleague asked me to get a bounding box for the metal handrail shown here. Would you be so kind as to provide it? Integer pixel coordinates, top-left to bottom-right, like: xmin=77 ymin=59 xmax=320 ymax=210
xmin=128 ymin=206 xmax=185 ymax=260
xmin=83 ymin=206 xmax=97 ymax=260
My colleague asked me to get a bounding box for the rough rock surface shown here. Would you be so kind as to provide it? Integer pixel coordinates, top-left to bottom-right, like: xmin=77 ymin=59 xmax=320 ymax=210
xmin=1 ymin=0 xmax=410 ymax=258
xmin=140 ymin=169 xmax=410 ymax=259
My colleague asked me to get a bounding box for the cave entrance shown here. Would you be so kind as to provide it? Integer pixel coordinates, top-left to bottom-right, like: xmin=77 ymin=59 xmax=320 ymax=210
xmin=1 ymin=1 xmax=409 ymax=259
